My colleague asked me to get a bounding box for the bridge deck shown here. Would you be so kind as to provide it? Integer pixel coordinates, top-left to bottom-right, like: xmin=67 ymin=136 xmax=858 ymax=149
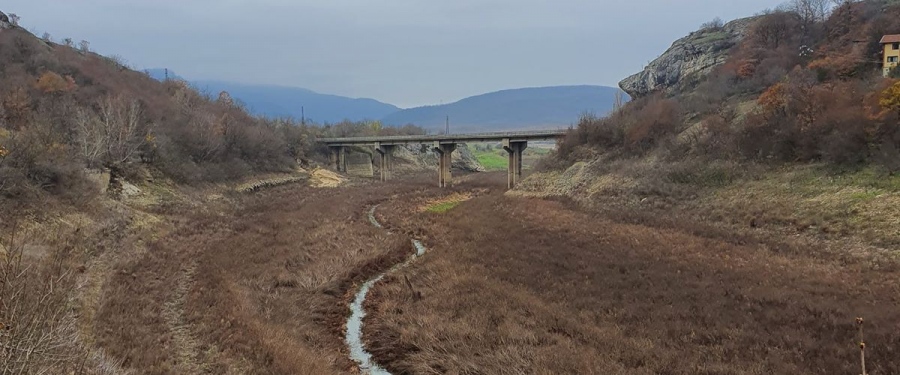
xmin=319 ymin=130 xmax=568 ymax=146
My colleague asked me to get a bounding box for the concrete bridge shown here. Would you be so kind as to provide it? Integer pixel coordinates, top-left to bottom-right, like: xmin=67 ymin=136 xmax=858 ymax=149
xmin=319 ymin=130 xmax=567 ymax=188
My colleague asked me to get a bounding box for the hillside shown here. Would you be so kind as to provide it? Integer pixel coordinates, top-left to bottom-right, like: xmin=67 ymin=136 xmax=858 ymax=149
xmin=145 ymin=69 xmax=400 ymax=123
xmin=381 ymin=85 xmax=627 ymax=132
xmin=524 ymin=1 xmax=900 ymax=259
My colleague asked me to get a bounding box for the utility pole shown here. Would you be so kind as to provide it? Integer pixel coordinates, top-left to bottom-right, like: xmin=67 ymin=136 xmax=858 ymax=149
xmin=446 ymin=115 xmax=450 ymax=135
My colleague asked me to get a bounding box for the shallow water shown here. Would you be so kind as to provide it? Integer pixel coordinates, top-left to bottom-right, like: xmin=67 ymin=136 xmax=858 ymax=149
xmin=345 ymin=274 xmax=390 ymax=375
xmin=367 ymin=205 xmax=383 ymax=228
xmin=346 ymin=205 xmax=428 ymax=374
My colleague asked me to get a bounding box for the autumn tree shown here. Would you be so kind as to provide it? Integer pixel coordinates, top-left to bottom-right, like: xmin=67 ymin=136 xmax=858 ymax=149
xmin=758 ymin=83 xmax=788 ymax=116
xmin=879 ymin=80 xmax=900 ymax=117
xmin=369 ymin=120 xmax=384 ymax=132
xmin=35 ymin=72 xmax=77 ymax=94
xmin=216 ymin=91 xmax=236 ymax=108
xmin=2 ymin=87 xmax=31 ymax=130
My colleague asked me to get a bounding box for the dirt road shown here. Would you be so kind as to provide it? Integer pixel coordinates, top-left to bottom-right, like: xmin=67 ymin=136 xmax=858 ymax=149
xmin=88 ymin=172 xmax=900 ymax=374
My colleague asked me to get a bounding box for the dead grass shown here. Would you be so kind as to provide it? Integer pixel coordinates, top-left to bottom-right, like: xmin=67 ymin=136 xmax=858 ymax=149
xmin=366 ymin=188 xmax=900 ymax=374
xmin=309 ymin=168 xmax=348 ymax=188
xmin=90 ymin=175 xmax=450 ymax=374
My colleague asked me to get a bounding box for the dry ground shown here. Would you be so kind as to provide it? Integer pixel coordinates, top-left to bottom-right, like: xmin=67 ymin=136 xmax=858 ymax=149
xmin=5 ymin=169 xmax=899 ymax=374
xmin=367 ymin=172 xmax=900 ymax=374
xmin=89 ymin=174 xmax=458 ymax=374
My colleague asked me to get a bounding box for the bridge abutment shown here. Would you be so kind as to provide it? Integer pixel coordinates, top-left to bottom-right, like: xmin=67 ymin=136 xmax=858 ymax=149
xmin=433 ymin=142 xmax=457 ymax=188
xmin=503 ymin=139 xmax=527 ymax=188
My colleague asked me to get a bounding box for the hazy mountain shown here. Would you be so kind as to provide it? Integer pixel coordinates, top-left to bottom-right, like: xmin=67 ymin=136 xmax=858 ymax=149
xmin=381 ymin=85 xmax=627 ymax=132
xmin=144 ymin=69 xmax=400 ymax=123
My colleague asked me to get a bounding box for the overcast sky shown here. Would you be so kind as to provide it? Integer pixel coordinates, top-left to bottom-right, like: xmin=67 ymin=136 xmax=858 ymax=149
xmin=7 ymin=0 xmax=784 ymax=108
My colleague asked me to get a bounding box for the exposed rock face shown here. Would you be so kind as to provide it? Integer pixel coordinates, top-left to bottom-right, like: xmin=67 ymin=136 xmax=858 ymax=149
xmin=0 ymin=11 xmax=10 ymax=29
xmin=393 ymin=143 xmax=485 ymax=173
xmin=619 ymin=17 xmax=756 ymax=98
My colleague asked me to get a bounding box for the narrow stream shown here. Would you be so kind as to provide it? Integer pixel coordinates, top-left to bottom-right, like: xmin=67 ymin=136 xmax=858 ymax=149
xmin=346 ymin=205 xmax=426 ymax=375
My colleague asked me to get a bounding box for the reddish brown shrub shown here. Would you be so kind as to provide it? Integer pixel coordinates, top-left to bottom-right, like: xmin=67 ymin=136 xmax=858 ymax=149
xmin=34 ymin=71 xmax=76 ymax=94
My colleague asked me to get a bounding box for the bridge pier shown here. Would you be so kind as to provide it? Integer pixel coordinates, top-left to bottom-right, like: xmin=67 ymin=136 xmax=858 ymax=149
xmin=503 ymin=139 xmax=527 ymax=189
xmin=330 ymin=146 xmax=347 ymax=172
xmin=433 ymin=142 xmax=456 ymax=188
xmin=374 ymin=143 xmax=395 ymax=181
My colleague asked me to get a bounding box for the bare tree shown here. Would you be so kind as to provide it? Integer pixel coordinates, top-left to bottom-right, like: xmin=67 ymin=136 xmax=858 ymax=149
xmin=62 ymin=38 xmax=73 ymax=47
xmin=8 ymin=13 xmax=19 ymax=26
xmin=788 ymin=0 xmax=830 ymax=23
xmin=102 ymin=96 xmax=146 ymax=165
xmin=701 ymin=17 xmax=725 ymax=30
xmin=75 ymin=96 xmax=148 ymax=167
xmin=190 ymin=111 xmax=226 ymax=162
xmin=40 ymin=32 xmax=51 ymax=42
xmin=749 ymin=11 xmax=797 ymax=49
xmin=75 ymin=109 xmax=108 ymax=168
xmin=78 ymin=40 xmax=90 ymax=53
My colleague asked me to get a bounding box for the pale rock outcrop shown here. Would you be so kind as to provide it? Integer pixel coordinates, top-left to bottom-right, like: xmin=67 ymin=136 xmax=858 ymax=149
xmin=619 ymin=17 xmax=757 ymax=98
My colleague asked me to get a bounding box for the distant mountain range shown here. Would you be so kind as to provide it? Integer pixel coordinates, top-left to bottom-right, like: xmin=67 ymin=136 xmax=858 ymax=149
xmin=145 ymin=69 xmax=399 ymax=123
xmin=145 ymin=69 xmax=626 ymax=131
xmin=382 ymin=85 xmax=627 ymax=132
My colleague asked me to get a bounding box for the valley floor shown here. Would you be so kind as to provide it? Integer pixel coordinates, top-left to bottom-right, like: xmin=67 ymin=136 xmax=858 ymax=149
xmin=4 ymin=169 xmax=899 ymax=374
xmin=370 ymin=179 xmax=900 ymax=374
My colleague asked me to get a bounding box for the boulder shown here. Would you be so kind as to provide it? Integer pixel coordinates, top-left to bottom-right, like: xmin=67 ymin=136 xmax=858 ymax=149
xmin=619 ymin=17 xmax=756 ymax=98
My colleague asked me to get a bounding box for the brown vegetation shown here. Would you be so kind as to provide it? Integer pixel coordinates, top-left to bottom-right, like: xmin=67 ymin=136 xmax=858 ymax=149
xmin=367 ymin=186 xmax=900 ymax=374
xmin=89 ymin=176 xmax=445 ymax=374
xmin=0 ymin=23 xmax=425 ymax=206
xmin=559 ymin=0 xmax=900 ymax=170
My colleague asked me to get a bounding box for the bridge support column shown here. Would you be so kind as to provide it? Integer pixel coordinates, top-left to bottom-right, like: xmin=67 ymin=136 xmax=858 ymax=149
xmin=503 ymin=139 xmax=527 ymax=189
xmin=433 ymin=142 xmax=456 ymax=188
xmin=374 ymin=143 xmax=395 ymax=181
xmin=330 ymin=146 xmax=347 ymax=172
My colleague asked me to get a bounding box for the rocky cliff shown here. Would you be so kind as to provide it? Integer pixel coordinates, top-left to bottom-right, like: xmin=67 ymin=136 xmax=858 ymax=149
xmin=619 ymin=17 xmax=756 ymax=98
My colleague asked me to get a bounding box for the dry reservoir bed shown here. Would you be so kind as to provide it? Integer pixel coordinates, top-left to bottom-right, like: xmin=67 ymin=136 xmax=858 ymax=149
xmin=90 ymin=172 xmax=899 ymax=374
xmin=367 ymin=184 xmax=900 ymax=374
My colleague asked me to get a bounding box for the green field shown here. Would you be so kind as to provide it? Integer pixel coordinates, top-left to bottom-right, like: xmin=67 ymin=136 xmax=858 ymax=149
xmin=473 ymin=147 xmax=554 ymax=171
xmin=473 ymin=150 xmax=508 ymax=171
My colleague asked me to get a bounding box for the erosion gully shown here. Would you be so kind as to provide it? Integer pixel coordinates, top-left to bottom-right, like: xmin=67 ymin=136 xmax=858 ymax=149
xmin=346 ymin=204 xmax=427 ymax=375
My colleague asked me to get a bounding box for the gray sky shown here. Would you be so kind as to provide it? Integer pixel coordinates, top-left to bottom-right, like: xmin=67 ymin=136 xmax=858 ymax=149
xmin=8 ymin=0 xmax=784 ymax=108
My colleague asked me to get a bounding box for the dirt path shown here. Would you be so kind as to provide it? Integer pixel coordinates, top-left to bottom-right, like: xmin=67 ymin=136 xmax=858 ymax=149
xmin=161 ymin=260 xmax=202 ymax=374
